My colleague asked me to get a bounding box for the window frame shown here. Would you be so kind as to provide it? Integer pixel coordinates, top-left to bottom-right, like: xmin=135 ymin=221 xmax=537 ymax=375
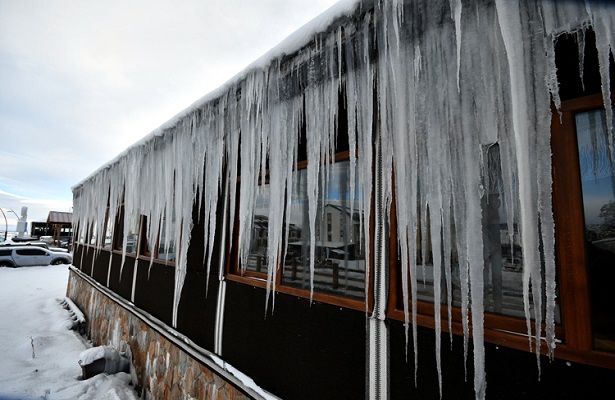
xmin=226 ymin=150 xmax=374 ymax=312
xmin=386 ymin=92 xmax=615 ymax=370
xmin=550 ymin=92 xmax=615 ymax=368
xmin=138 ymin=215 xmax=178 ymax=266
xmin=112 ymin=205 xmax=142 ymax=256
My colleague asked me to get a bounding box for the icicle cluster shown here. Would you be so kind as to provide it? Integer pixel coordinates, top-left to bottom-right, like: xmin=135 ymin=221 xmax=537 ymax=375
xmin=72 ymin=1 xmax=614 ymax=399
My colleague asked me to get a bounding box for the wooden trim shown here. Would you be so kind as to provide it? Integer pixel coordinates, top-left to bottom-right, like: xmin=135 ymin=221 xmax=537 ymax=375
xmin=226 ymin=273 xmax=367 ymax=312
xmin=551 ymin=103 xmax=593 ymax=352
xmin=388 ymin=304 xmax=614 ymax=369
xmin=559 ymin=91 xmax=615 ymax=113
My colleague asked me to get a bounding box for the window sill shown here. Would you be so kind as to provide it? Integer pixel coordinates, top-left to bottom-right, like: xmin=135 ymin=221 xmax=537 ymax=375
xmin=226 ymin=273 xmax=368 ymax=312
xmin=387 ymin=306 xmax=615 ymax=370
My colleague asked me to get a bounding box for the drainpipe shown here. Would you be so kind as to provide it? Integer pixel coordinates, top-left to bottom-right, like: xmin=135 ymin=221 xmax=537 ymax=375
xmin=214 ymin=178 xmax=231 ymax=355
xmin=368 ymin=135 xmax=389 ymax=400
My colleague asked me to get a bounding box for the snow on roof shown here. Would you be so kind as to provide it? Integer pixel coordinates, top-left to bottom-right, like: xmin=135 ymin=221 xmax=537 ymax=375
xmin=74 ymin=0 xmax=362 ymax=189
xmin=47 ymin=211 xmax=72 ymax=224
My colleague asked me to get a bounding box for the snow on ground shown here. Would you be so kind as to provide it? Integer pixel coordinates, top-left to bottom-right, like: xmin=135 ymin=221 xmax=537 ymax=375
xmin=0 ymin=264 xmax=139 ymax=400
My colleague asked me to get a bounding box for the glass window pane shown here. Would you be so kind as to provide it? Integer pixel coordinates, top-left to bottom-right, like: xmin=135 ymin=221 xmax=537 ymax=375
xmin=89 ymin=222 xmax=97 ymax=245
xmin=575 ymin=108 xmax=615 ymax=352
xmin=157 ymin=217 xmax=176 ymax=262
xmin=281 ymin=161 xmax=366 ymax=301
xmin=115 ymin=211 xmax=140 ymax=254
xmin=408 ymin=144 xmax=561 ymax=323
xmin=103 ymin=215 xmax=112 ymax=249
xmin=125 ymin=215 xmax=140 ymax=254
xmin=244 ymin=185 xmax=270 ymax=274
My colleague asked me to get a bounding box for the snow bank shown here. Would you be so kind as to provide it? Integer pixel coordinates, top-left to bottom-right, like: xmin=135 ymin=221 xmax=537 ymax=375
xmin=79 ymin=346 xmax=130 ymax=376
xmin=0 ymin=265 xmax=138 ymax=400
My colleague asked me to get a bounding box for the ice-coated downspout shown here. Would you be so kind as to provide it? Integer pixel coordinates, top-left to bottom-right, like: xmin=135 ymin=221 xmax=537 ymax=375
xmin=367 ymin=136 xmax=389 ymax=399
xmin=214 ymin=179 xmax=230 ymax=355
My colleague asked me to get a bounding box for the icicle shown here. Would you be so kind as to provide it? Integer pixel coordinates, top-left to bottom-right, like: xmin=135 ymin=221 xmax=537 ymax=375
xmin=545 ymin=34 xmax=561 ymax=115
xmin=588 ymin=5 xmax=615 ymax=163
xmin=70 ymin=1 xmax=615 ymax=399
xmin=451 ymin=0 xmax=462 ymax=92
xmin=577 ymin=27 xmax=586 ymax=92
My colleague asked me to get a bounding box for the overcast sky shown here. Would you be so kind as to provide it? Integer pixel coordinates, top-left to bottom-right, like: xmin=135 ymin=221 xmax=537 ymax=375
xmin=0 ymin=0 xmax=342 ymax=231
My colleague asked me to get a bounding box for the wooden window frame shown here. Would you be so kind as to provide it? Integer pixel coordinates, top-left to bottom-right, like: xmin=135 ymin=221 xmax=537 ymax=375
xmin=387 ymin=92 xmax=615 ymax=370
xmin=550 ymin=92 xmax=615 ymax=369
xmin=112 ymin=205 xmax=143 ymax=256
xmin=226 ymin=150 xmax=374 ymax=312
xmin=138 ymin=215 xmax=178 ymax=266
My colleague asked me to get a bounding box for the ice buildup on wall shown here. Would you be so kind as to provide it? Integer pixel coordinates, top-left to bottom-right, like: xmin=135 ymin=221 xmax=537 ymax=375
xmin=72 ymin=1 xmax=614 ymax=399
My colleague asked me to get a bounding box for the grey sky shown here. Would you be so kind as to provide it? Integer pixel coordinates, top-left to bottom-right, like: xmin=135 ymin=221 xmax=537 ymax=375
xmin=0 ymin=0 xmax=340 ymax=230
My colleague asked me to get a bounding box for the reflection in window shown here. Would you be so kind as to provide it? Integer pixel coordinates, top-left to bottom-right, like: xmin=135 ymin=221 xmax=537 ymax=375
xmin=575 ymin=108 xmax=615 ymax=352
xmin=78 ymin=226 xmax=86 ymax=244
xmin=157 ymin=217 xmax=177 ymax=262
xmin=114 ymin=209 xmax=140 ymax=255
xmin=244 ymin=185 xmax=270 ymax=274
xmin=125 ymin=216 xmax=140 ymax=254
xmin=281 ymin=161 xmax=366 ymax=300
xmin=89 ymin=222 xmax=97 ymax=245
xmin=103 ymin=215 xmax=113 ymax=249
xmin=408 ymin=145 xmax=561 ymax=322
xmin=242 ymin=161 xmax=366 ymax=300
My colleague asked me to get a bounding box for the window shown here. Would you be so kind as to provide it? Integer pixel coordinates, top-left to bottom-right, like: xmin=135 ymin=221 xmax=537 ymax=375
xmin=386 ymin=92 xmax=614 ymax=369
xmin=553 ymin=95 xmax=615 ymax=356
xmin=280 ymin=160 xmax=366 ymax=301
xmin=242 ymin=184 xmax=270 ymax=275
xmin=75 ymin=223 xmax=84 ymax=244
xmin=229 ymin=154 xmax=368 ymax=308
xmin=398 ymin=144 xmax=551 ymax=321
xmin=576 ymin=108 xmax=615 ymax=351
xmin=89 ymin=221 xmax=98 ymax=246
xmin=141 ymin=215 xmax=178 ymax=264
xmin=113 ymin=206 xmax=140 ymax=255
xmin=16 ymin=248 xmax=46 ymax=256
xmin=103 ymin=213 xmax=113 ymax=249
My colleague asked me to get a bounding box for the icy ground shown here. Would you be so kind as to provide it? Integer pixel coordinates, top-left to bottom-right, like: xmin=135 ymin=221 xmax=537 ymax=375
xmin=0 ymin=264 xmax=139 ymax=400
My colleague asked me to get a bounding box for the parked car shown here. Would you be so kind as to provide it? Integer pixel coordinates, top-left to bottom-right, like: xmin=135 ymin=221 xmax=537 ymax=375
xmin=1 ymin=241 xmax=50 ymax=249
xmin=0 ymin=245 xmax=73 ymax=267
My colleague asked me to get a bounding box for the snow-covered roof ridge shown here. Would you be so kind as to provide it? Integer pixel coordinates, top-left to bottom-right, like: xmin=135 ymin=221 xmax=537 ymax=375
xmin=73 ymin=0 xmax=363 ymax=190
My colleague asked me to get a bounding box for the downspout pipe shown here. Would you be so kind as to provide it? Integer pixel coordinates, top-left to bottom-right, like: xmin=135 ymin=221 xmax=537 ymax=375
xmin=367 ymin=135 xmax=390 ymax=400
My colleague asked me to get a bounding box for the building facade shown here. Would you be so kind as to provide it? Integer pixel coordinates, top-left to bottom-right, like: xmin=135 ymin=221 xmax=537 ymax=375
xmin=69 ymin=1 xmax=615 ymax=398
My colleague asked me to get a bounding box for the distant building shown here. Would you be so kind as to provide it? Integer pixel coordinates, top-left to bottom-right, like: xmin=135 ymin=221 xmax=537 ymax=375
xmin=31 ymin=211 xmax=72 ymax=246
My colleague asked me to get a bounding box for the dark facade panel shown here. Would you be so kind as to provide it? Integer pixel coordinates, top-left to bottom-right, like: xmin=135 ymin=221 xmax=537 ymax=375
xmin=74 ymin=246 xmax=92 ymax=276
xmin=133 ymin=260 xmax=175 ymax=326
xmin=107 ymin=254 xmax=135 ymax=301
xmin=389 ymin=320 xmax=615 ymax=399
xmin=222 ymin=281 xmax=366 ymax=400
xmin=176 ymin=268 xmax=218 ymax=351
xmin=91 ymin=249 xmax=110 ymax=286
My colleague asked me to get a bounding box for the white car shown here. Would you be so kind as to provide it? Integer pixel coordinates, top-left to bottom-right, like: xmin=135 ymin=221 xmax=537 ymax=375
xmin=0 ymin=245 xmax=73 ymax=267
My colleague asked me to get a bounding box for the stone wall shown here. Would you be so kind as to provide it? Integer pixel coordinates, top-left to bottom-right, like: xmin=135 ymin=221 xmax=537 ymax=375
xmin=67 ymin=269 xmax=250 ymax=400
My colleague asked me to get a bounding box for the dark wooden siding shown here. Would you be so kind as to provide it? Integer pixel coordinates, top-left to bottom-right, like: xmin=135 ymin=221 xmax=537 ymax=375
xmin=389 ymin=320 xmax=615 ymax=399
xmin=222 ymin=281 xmax=366 ymax=400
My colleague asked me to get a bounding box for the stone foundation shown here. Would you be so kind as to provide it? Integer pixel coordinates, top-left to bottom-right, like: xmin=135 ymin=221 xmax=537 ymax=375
xmin=67 ymin=269 xmax=250 ymax=400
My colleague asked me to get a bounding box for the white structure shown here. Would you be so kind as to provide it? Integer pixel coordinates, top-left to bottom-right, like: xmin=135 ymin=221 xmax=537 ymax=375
xmin=15 ymin=206 xmax=28 ymax=238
